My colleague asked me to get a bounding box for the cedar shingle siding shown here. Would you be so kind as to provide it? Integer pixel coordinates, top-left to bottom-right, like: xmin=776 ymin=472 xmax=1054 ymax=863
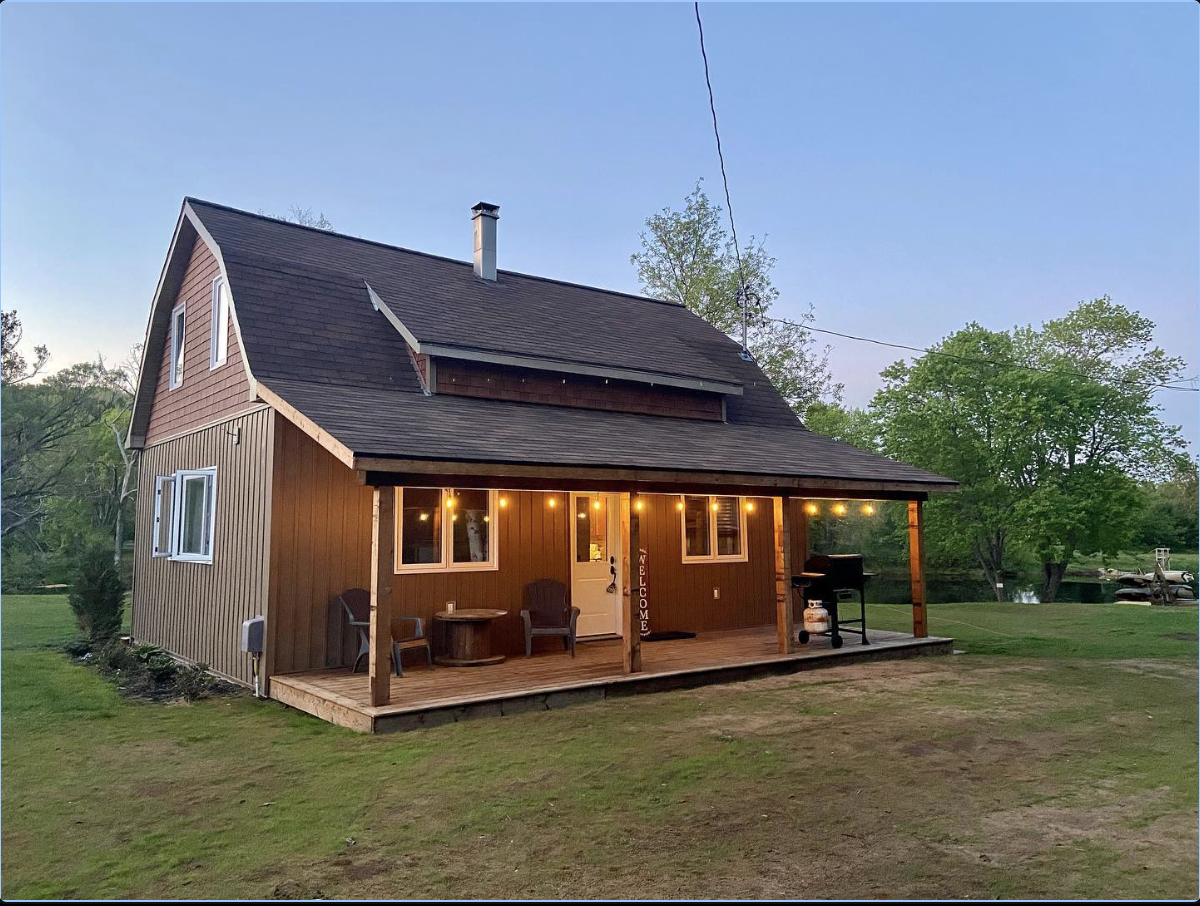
xmin=436 ymin=358 xmax=725 ymax=421
xmin=144 ymin=237 xmax=254 ymax=444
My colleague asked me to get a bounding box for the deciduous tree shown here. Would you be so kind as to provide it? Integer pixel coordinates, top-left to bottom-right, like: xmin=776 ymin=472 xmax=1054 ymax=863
xmin=631 ymin=183 xmax=841 ymax=416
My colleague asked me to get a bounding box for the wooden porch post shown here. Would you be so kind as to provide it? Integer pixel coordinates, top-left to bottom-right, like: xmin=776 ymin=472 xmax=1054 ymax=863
xmin=620 ymin=492 xmax=641 ymax=673
xmin=908 ymin=499 xmax=928 ymax=638
xmin=773 ymin=496 xmax=795 ymax=654
xmin=369 ymin=486 xmax=395 ymax=706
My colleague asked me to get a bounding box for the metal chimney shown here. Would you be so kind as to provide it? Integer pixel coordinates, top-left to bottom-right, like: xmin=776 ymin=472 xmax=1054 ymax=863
xmin=471 ymin=202 xmax=499 ymax=281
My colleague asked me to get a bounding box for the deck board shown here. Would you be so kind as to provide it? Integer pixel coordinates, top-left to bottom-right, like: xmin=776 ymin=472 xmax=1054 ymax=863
xmin=269 ymin=626 xmax=952 ymax=732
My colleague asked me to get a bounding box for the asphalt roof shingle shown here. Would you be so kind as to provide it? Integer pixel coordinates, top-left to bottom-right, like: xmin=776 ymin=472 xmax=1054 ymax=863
xmin=181 ymin=199 xmax=955 ymax=491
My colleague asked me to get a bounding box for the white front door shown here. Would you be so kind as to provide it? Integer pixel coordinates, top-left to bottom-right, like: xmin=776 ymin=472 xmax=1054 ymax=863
xmin=570 ymin=492 xmax=620 ymax=637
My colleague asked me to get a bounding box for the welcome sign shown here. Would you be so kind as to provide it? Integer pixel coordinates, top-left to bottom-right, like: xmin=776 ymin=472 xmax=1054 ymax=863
xmin=637 ymin=547 xmax=650 ymax=637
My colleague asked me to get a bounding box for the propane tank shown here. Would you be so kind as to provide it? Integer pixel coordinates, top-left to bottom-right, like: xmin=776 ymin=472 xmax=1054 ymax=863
xmin=803 ymin=600 xmax=831 ymax=634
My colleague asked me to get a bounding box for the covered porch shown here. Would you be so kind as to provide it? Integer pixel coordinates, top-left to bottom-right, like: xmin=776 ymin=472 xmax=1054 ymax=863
xmin=350 ymin=464 xmax=937 ymax=710
xmin=266 ymin=449 xmax=945 ymax=730
xmin=270 ymin=624 xmax=953 ymax=733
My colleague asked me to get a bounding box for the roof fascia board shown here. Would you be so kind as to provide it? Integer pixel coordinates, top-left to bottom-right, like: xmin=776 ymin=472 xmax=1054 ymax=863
xmin=256 ymin=382 xmax=356 ymax=469
xmin=351 ymin=454 xmax=957 ymax=497
xmin=364 ymin=281 xmax=743 ymax=397
xmin=184 ymin=202 xmax=257 ymax=398
xmin=126 ymin=202 xmax=259 ymax=448
xmin=127 ymin=207 xmax=194 ymax=448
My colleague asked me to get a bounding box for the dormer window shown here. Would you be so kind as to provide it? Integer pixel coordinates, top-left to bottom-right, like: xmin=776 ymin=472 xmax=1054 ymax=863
xmin=169 ymin=303 xmax=186 ymax=389
xmin=210 ymin=277 xmax=229 ymax=368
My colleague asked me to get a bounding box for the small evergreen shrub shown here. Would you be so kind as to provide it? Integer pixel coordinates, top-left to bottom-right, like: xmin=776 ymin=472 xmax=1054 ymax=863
xmin=67 ymin=545 xmax=125 ymax=642
xmin=63 ymin=637 xmax=92 ymax=658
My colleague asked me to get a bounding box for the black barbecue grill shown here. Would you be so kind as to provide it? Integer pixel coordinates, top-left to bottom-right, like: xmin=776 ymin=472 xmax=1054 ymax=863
xmin=791 ymin=553 xmax=874 ymax=648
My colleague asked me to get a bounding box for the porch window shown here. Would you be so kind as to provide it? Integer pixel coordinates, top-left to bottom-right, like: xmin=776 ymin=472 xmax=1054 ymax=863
xmin=210 ymin=277 xmax=229 ymax=368
xmin=395 ymin=488 xmax=498 ymax=573
xmin=169 ymin=303 xmax=186 ymax=389
xmin=681 ymin=495 xmax=748 ymax=564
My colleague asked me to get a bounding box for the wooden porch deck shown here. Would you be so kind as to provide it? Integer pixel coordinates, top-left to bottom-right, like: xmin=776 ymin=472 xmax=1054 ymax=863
xmin=269 ymin=626 xmax=953 ymax=732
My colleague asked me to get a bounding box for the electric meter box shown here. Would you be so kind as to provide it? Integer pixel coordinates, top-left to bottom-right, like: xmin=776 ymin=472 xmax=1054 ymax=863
xmin=241 ymin=616 xmax=265 ymax=654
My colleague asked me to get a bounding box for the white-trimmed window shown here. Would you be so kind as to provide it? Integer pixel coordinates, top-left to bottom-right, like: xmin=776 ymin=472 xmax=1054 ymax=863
xmin=151 ymin=468 xmax=217 ymax=562
xmin=209 ymin=277 xmax=229 ymax=368
xmin=169 ymin=303 xmax=186 ymax=389
xmin=152 ymin=476 xmax=175 ymax=557
xmin=681 ymin=495 xmax=747 ymax=563
xmin=395 ymin=488 xmax=497 ymax=573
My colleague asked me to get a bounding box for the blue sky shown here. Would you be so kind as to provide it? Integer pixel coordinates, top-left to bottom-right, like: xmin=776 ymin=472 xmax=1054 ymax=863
xmin=2 ymin=2 xmax=1197 ymax=447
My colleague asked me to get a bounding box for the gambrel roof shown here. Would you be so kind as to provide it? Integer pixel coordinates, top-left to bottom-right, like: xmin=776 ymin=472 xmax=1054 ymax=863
xmin=129 ymin=199 xmax=956 ymax=495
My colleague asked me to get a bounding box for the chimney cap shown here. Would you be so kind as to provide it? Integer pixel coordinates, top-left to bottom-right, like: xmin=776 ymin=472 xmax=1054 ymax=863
xmin=471 ymin=201 xmax=500 ymax=218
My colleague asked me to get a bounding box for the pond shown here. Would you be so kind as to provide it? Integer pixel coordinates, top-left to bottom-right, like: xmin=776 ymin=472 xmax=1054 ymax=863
xmin=864 ymin=572 xmax=1196 ymax=605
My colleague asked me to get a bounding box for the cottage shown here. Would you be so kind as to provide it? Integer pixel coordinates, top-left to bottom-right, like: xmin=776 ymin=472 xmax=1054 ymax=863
xmin=128 ymin=199 xmax=956 ymax=731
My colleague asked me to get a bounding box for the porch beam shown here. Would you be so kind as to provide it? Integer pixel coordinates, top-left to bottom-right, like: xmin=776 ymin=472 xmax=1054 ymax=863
xmin=773 ymin=496 xmax=796 ymax=654
xmin=620 ymin=492 xmax=642 ymax=673
xmin=908 ymin=499 xmax=928 ymax=638
xmin=355 ymin=458 xmax=952 ymax=499
xmin=369 ymin=486 xmax=395 ymax=706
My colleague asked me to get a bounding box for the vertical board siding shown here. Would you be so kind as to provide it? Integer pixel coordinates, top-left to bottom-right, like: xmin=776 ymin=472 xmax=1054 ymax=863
xmin=635 ymin=495 xmax=777 ymax=633
xmin=144 ymin=237 xmax=255 ymax=444
xmin=266 ymin=420 xmax=798 ymax=676
xmin=131 ymin=407 xmax=274 ymax=685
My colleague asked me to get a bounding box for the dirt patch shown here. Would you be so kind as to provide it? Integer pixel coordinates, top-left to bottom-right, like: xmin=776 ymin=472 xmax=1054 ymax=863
xmin=1107 ymin=658 xmax=1199 ymax=680
xmin=1163 ymin=632 xmax=1198 ymax=641
xmin=944 ymin=786 xmax=1199 ymax=873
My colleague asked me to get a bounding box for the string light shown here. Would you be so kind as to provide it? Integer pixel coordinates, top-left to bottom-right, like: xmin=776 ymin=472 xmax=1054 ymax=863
xmin=419 ymin=512 xmax=429 ymax=522
xmin=832 ymin=503 xmax=848 ymax=517
xmin=635 ymin=498 xmax=645 ymax=511
xmin=547 ymin=497 xmax=557 ymax=508
xmin=499 ymin=497 xmax=508 ymax=508
xmin=710 ymin=501 xmax=719 ymax=511
xmin=676 ymin=500 xmax=684 ymax=511
xmin=593 ymin=499 xmax=601 ymax=510
xmin=805 ymin=502 xmax=820 ymax=516
xmin=862 ymin=503 xmax=876 ymax=516
xmin=744 ymin=501 xmax=755 ymax=513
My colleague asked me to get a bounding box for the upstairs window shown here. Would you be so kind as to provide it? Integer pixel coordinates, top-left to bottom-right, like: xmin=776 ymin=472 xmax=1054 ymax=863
xmin=169 ymin=303 xmax=186 ymax=389
xmin=210 ymin=277 xmax=229 ymax=368
xmin=681 ymin=495 xmax=747 ymax=563
xmin=395 ymin=488 xmax=497 ymax=573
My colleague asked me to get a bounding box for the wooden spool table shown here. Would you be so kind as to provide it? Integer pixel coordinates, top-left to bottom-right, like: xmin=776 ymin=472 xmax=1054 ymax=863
xmin=433 ymin=609 xmax=507 ymax=666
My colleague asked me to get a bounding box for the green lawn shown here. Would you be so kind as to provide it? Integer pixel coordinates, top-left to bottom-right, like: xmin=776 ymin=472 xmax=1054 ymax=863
xmin=2 ymin=595 xmax=1196 ymax=899
xmin=1071 ymin=548 xmax=1199 ymax=576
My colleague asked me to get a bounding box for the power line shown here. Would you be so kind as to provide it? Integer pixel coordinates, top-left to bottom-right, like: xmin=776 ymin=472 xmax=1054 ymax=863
xmin=694 ymin=2 xmax=753 ymax=358
xmin=764 ymin=313 xmax=1199 ymax=394
xmin=688 ymin=6 xmax=1194 ymax=398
